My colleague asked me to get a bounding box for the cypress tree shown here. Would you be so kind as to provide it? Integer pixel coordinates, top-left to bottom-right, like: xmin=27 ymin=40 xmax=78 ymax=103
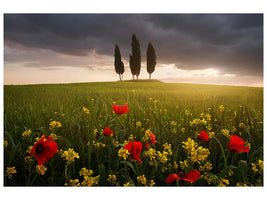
xmin=129 ymin=34 xmax=141 ymax=80
xmin=114 ymin=44 xmax=124 ymax=81
xmin=146 ymin=42 xmax=156 ymax=79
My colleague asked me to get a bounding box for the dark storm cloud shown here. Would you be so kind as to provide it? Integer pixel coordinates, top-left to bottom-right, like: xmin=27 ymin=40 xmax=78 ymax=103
xmin=4 ymin=14 xmax=263 ymax=76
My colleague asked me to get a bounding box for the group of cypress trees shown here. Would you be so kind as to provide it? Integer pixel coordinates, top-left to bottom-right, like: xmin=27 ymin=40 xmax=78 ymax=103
xmin=114 ymin=34 xmax=156 ymax=81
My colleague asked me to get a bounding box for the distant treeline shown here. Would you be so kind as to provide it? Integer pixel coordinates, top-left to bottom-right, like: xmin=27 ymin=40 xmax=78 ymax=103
xmin=114 ymin=34 xmax=156 ymax=81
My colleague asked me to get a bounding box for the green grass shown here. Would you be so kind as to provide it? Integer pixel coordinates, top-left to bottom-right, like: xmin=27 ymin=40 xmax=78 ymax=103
xmin=4 ymin=81 xmax=263 ymax=186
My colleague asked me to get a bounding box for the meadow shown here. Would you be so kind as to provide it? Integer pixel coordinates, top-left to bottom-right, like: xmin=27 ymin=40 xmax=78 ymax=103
xmin=4 ymin=80 xmax=263 ymax=186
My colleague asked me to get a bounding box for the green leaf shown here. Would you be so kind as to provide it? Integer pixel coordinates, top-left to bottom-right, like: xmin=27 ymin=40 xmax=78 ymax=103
xmin=120 ymin=161 xmax=136 ymax=175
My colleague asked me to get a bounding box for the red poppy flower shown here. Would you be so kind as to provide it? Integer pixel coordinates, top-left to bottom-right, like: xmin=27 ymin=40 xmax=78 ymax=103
xmin=145 ymin=133 xmax=158 ymax=148
xmin=166 ymin=170 xmax=200 ymax=183
xmin=112 ymin=103 xmax=130 ymax=115
xmin=103 ymin=126 xmax=114 ymax=136
xmin=197 ymin=131 xmax=209 ymax=141
xmin=29 ymin=135 xmax=58 ymax=165
xmin=228 ymin=134 xmax=250 ymax=153
xmin=124 ymin=141 xmax=142 ymax=163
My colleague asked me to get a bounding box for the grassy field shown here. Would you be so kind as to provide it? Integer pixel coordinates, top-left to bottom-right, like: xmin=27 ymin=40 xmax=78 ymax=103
xmin=4 ymin=80 xmax=263 ymax=186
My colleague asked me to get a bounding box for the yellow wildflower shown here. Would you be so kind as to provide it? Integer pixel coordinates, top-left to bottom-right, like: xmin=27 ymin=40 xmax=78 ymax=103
xmin=93 ymin=141 xmax=106 ymax=148
xmin=163 ymin=143 xmax=172 ymax=156
xmin=218 ymin=178 xmax=229 ymax=186
xmin=128 ymin=134 xmax=135 ymax=141
xmin=81 ymin=175 xmax=100 ymax=186
xmin=190 ymin=146 xmax=210 ymax=163
xmin=149 ymin=180 xmax=155 ymax=186
xmin=239 ymin=122 xmax=246 ymax=128
xmin=180 ymin=160 xmax=188 ymax=170
xmin=137 ymin=175 xmax=147 ymax=185
xmin=79 ymin=168 xmax=94 ymax=177
xmin=36 ymin=165 xmax=47 ymax=175
xmin=49 ymin=120 xmax=62 ymax=129
xmin=24 ymin=156 xmax=33 ymax=164
xmin=61 ymin=148 xmax=79 ymax=163
xmin=118 ymin=148 xmax=130 ymax=160
xmin=93 ymin=129 xmax=98 ymax=135
xmin=219 ymin=105 xmax=225 ymax=112
xmin=26 ymin=146 xmax=33 ymax=154
xmin=208 ymin=132 xmax=215 ymax=138
xmin=49 ymin=133 xmax=57 ymax=140
xmin=157 ymin=151 xmax=168 ymax=164
xmin=228 ymin=170 xmax=234 ymax=176
xmin=83 ymin=106 xmax=90 ymax=115
xmin=136 ymin=121 xmax=141 ymax=127
xmin=143 ymin=148 xmax=157 ymax=166
xmin=206 ymin=113 xmax=211 ymax=121
xmin=176 ymin=105 xmax=179 ymax=109
xmin=173 ymin=161 xmax=179 ymax=169
xmin=181 ymin=127 xmax=185 ymax=133
xmin=107 ymin=174 xmax=117 ymax=184
xmin=132 ymin=89 xmax=136 ymax=93
xmin=6 ymin=167 xmax=17 ymax=179
xmin=251 ymin=163 xmax=258 ymax=173
xmin=4 ymin=140 xmax=8 ymax=148
xmin=65 ymin=179 xmax=81 ymax=186
xmin=22 ymin=129 xmax=32 ymax=137
xmin=236 ymin=182 xmax=248 ymax=187
xmin=258 ymin=160 xmax=263 ymax=173
xmin=232 ymin=126 xmax=237 ymax=133
xmin=190 ymin=118 xmax=207 ymax=126
xmin=185 ymin=109 xmax=190 ymax=116
xmin=221 ymin=129 xmax=230 ymax=137
xmin=123 ymin=182 xmax=133 ymax=186
xmin=182 ymin=138 xmax=197 ymax=151
xmin=170 ymin=121 xmax=177 ymax=126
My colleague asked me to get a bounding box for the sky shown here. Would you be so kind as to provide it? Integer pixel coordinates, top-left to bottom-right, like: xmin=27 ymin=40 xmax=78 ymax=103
xmin=4 ymin=14 xmax=263 ymax=86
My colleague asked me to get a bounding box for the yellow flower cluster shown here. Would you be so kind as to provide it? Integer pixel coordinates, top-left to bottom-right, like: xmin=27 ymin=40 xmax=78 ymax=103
xmin=4 ymin=140 xmax=8 ymax=148
xmin=180 ymin=160 xmax=188 ymax=170
xmin=107 ymin=174 xmax=117 ymax=185
xmin=36 ymin=165 xmax=47 ymax=175
xmin=49 ymin=120 xmax=62 ymax=129
xmin=218 ymin=178 xmax=229 ymax=186
xmin=24 ymin=156 xmax=33 ymax=164
xmin=239 ymin=122 xmax=246 ymax=128
xmin=205 ymin=113 xmax=212 ymax=121
xmin=199 ymin=161 xmax=213 ymax=172
xmin=219 ymin=105 xmax=225 ymax=112
xmin=157 ymin=151 xmax=168 ymax=164
xmin=163 ymin=143 xmax=172 ymax=156
xmin=181 ymin=127 xmax=185 ymax=133
xmin=149 ymin=180 xmax=156 ymax=186
xmin=208 ymin=132 xmax=215 ymax=138
xmin=61 ymin=148 xmax=80 ymax=163
xmin=123 ymin=182 xmax=133 ymax=186
xmin=49 ymin=133 xmax=57 ymax=140
xmin=6 ymin=166 xmax=17 ymax=179
xmin=173 ymin=161 xmax=179 ymax=169
xmin=190 ymin=118 xmax=207 ymax=126
xmin=143 ymin=148 xmax=157 ymax=166
xmin=190 ymin=146 xmax=210 ymax=163
xmin=236 ymin=182 xmax=248 ymax=187
xmin=221 ymin=129 xmax=230 ymax=137
xmin=83 ymin=106 xmax=90 ymax=115
xmin=65 ymin=179 xmax=81 ymax=186
xmin=128 ymin=134 xmax=136 ymax=141
xmin=79 ymin=168 xmax=94 ymax=177
xmin=231 ymin=126 xmax=237 ymax=133
xmin=137 ymin=175 xmax=147 ymax=185
xmin=118 ymin=148 xmax=130 ymax=160
xmin=93 ymin=141 xmax=106 ymax=148
xmin=251 ymin=160 xmax=263 ymax=174
xmin=78 ymin=167 xmax=100 ymax=186
xmin=170 ymin=121 xmax=177 ymax=126
xmin=185 ymin=109 xmax=190 ymax=116
xmin=182 ymin=138 xmax=198 ymax=151
xmin=94 ymin=129 xmax=98 ymax=135
xmin=22 ymin=129 xmax=32 ymax=137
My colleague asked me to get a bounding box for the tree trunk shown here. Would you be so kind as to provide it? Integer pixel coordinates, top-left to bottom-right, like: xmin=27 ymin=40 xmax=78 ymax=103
xmin=136 ymin=75 xmax=139 ymax=80
xmin=132 ymin=75 xmax=134 ymax=80
xmin=119 ymin=74 xmax=122 ymax=81
xmin=121 ymin=74 xmax=123 ymax=81
xmin=149 ymin=73 xmax=151 ymax=80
